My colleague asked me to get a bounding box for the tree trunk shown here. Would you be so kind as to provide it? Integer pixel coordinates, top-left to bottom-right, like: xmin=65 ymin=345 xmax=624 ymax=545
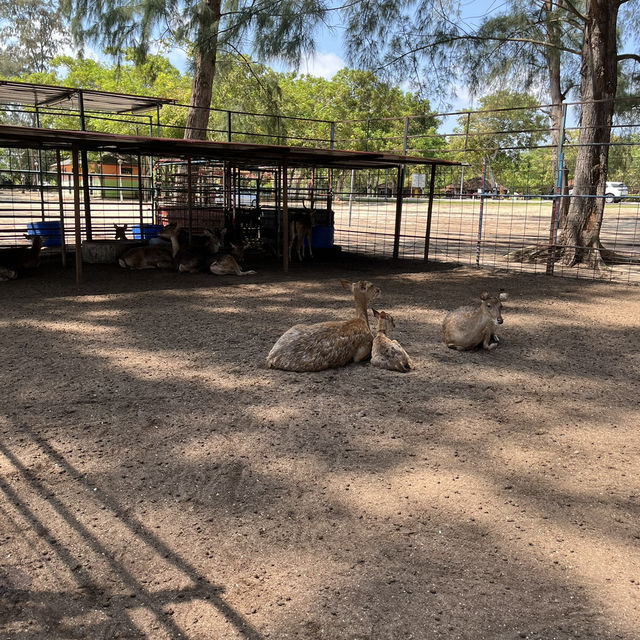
xmin=184 ymin=0 xmax=222 ymax=140
xmin=557 ymin=0 xmax=621 ymax=268
xmin=544 ymin=1 xmax=570 ymax=227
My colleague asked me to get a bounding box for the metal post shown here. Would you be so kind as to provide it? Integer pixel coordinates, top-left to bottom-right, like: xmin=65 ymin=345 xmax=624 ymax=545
xmin=423 ymin=164 xmax=437 ymax=262
xmin=137 ymin=154 xmax=144 ymax=235
xmin=227 ymin=111 xmax=232 ymax=142
xmin=35 ymin=107 xmax=46 ymax=222
xmin=392 ymin=165 xmax=405 ymax=259
xmin=403 ymin=117 xmax=409 ymax=154
xmin=77 ymin=90 xmax=92 ymax=240
xmin=187 ymin=156 xmax=193 ymax=244
xmin=348 ymin=169 xmax=356 ymax=226
xmin=282 ymin=163 xmax=289 ymax=273
xmin=55 ymin=149 xmax=67 ymax=268
xmin=460 ymin=112 xmax=470 ymax=200
xmin=71 ymin=145 xmax=83 ymax=284
xmin=546 ymin=102 xmax=568 ymax=275
xmin=475 ymin=158 xmax=487 ymax=267
xmin=330 ymin=122 xmax=335 ymax=150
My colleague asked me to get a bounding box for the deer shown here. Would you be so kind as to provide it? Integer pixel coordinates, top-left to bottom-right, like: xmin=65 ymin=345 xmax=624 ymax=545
xmin=266 ymin=279 xmax=381 ymax=372
xmin=442 ymin=291 xmax=508 ymax=351
xmin=117 ymin=241 xmax=173 ymax=269
xmin=371 ymin=309 xmax=413 ymax=372
xmin=289 ymin=210 xmax=313 ymax=262
xmin=159 ymin=224 xmax=223 ymax=273
xmin=0 ymin=266 xmax=17 ymax=281
xmin=114 ymin=224 xmax=128 ymax=240
xmin=0 ymin=234 xmax=43 ymax=277
xmin=208 ymin=237 xmax=256 ymax=276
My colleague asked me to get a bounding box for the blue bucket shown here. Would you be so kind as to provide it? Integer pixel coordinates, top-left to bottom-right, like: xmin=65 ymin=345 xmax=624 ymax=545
xmin=132 ymin=224 xmax=163 ymax=240
xmin=27 ymin=221 xmax=62 ymax=247
xmin=310 ymin=226 xmax=334 ymax=249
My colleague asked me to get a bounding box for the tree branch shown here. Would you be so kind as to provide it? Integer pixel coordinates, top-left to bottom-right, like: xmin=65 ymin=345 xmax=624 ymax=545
xmin=376 ymin=32 xmax=581 ymax=71
xmin=618 ymin=53 xmax=640 ymax=63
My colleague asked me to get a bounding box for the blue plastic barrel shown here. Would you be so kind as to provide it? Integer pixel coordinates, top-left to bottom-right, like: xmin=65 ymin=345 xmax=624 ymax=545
xmin=132 ymin=224 xmax=163 ymax=240
xmin=310 ymin=226 xmax=334 ymax=249
xmin=27 ymin=221 xmax=62 ymax=247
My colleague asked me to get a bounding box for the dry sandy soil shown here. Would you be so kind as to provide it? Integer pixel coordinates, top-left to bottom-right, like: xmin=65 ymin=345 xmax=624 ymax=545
xmin=1 ymin=251 xmax=639 ymax=640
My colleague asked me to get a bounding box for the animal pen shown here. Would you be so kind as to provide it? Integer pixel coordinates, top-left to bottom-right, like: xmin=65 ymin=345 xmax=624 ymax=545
xmin=0 ymin=82 xmax=459 ymax=283
xmin=1 ymin=80 xmax=640 ymax=284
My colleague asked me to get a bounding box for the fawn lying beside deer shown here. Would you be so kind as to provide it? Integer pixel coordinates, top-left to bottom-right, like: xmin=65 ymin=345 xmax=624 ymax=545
xmin=371 ymin=309 xmax=413 ymax=372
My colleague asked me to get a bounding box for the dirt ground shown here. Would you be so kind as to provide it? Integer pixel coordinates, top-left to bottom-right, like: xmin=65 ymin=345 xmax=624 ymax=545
xmin=1 ymin=252 xmax=639 ymax=640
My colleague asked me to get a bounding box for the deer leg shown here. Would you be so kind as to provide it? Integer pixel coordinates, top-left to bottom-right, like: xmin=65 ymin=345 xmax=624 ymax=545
xmin=306 ymin=230 xmax=313 ymax=258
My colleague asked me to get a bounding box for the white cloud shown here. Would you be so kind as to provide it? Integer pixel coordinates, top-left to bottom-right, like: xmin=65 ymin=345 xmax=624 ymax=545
xmin=298 ymin=52 xmax=345 ymax=80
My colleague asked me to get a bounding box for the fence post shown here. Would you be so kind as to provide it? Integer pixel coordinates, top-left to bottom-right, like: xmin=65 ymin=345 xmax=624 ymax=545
xmin=403 ymin=117 xmax=409 ymax=154
xmin=475 ymin=158 xmax=486 ymax=267
xmin=393 ymin=164 xmax=405 ymax=259
xmin=423 ymin=163 xmax=437 ymax=262
xmin=227 ymin=111 xmax=232 ymax=142
xmin=460 ymin=112 xmax=470 ymax=199
xmin=546 ymin=102 xmax=568 ymax=276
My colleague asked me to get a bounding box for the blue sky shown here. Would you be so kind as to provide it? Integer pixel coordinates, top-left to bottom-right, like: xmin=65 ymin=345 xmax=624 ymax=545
xmin=163 ymin=1 xmax=507 ymax=81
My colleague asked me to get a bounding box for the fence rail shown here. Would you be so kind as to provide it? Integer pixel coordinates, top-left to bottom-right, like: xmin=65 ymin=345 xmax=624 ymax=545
xmin=1 ymin=93 xmax=639 ymax=283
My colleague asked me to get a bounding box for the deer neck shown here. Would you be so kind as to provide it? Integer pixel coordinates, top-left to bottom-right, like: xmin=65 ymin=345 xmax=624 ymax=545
xmin=353 ymin=297 xmax=371 ymax=328
xmin=167 ymin=234 xmax=181 ymax=257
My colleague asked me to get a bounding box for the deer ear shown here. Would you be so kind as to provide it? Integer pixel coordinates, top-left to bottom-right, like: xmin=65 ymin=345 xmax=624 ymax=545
xmin=372 ymin=308 xmax=380 ymax=317
xmin=123 ymin=224 xmax=128 ymax=229
xmin=480 ymin=291 xmax=489 ymax=300
xmin=499 ymin=291 xmax=509 ymax=301
xmin=339 ymin=278 xmax=352 ymax=291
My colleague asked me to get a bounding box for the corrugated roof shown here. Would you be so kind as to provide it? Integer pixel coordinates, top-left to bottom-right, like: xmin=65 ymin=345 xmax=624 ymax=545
xmin=0 ymin=125 xmax=460 ymax=170
xmin=0 ymin=80 xmax=174 ymax=114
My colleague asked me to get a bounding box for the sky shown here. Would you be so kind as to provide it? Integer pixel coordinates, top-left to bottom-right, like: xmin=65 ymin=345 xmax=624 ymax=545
xmin=162 ymin=1 xmax=506 ymax=81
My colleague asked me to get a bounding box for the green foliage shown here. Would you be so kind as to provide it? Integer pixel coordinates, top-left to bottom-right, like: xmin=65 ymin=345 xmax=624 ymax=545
xmin=0 ymin=0 xmax=70 ymax=75
xmin=448 ymin=91 xmax=549 ymax=190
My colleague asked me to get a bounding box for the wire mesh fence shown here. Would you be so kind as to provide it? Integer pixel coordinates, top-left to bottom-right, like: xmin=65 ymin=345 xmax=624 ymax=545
xmin=1 ymin=89 xmax=639 ymax=283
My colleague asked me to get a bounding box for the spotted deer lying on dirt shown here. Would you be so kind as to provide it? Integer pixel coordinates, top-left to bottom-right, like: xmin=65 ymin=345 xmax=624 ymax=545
xmin=266 ymin=279 xmax=381 ymax=371
xmin=209 ymin=238 xmax=256 ymax=276
xmin=289 ymin=210 xmax=313 ymax=262
xmin=371 ymin=309 xmax=413 ymax=372
xmin=118 ymin=241 xmax=173 ymax=269
xmin=442 ymin=291 xmax=508 ymax=351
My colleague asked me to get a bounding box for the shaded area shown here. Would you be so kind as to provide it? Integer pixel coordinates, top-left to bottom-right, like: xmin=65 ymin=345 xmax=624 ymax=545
xmin=1 ymin=258 xmax=639 ymax=639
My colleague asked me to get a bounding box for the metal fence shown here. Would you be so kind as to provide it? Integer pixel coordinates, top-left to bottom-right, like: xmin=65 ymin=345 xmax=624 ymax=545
xmin=1 ymin=93 xmax=639 ymax=283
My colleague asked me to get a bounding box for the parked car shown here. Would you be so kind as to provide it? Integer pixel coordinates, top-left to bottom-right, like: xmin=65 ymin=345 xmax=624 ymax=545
xmin=567 ymin=181 xmax=629 ymax=203
xmin=604 ymin=181 xmax=628 ymax=203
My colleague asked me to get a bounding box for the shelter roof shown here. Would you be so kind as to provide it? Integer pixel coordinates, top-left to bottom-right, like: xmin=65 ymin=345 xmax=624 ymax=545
xmin=0 ymin=80 xmax=174 ymax=114
xmin=0 ymin=125 xmax=460 ymax=170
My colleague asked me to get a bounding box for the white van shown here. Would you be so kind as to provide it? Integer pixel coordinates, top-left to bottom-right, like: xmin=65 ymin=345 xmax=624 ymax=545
xmin=605 ymin=181 xmax=628 ymax=203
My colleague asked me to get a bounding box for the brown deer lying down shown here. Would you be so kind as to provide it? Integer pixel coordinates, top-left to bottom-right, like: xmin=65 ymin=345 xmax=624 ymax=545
xmin=289 ymin=211 xmax=313 ymax=261
xmin=371 ymin=309 xmax=413 ymax=372
xmin=0 ymin=234 xmax=43 ymax=278
xmin=266 ymin=279 xmax=381 ymax=372
xmin=118 ymin=244 xmax=173 ymax=269
xmin=159 ymin=224 xmax=223 ymax=273
xmin=209 ymin=239 xmax=256 ymax=276
xmin=442 ymin=291 xmax=508 ymax=351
